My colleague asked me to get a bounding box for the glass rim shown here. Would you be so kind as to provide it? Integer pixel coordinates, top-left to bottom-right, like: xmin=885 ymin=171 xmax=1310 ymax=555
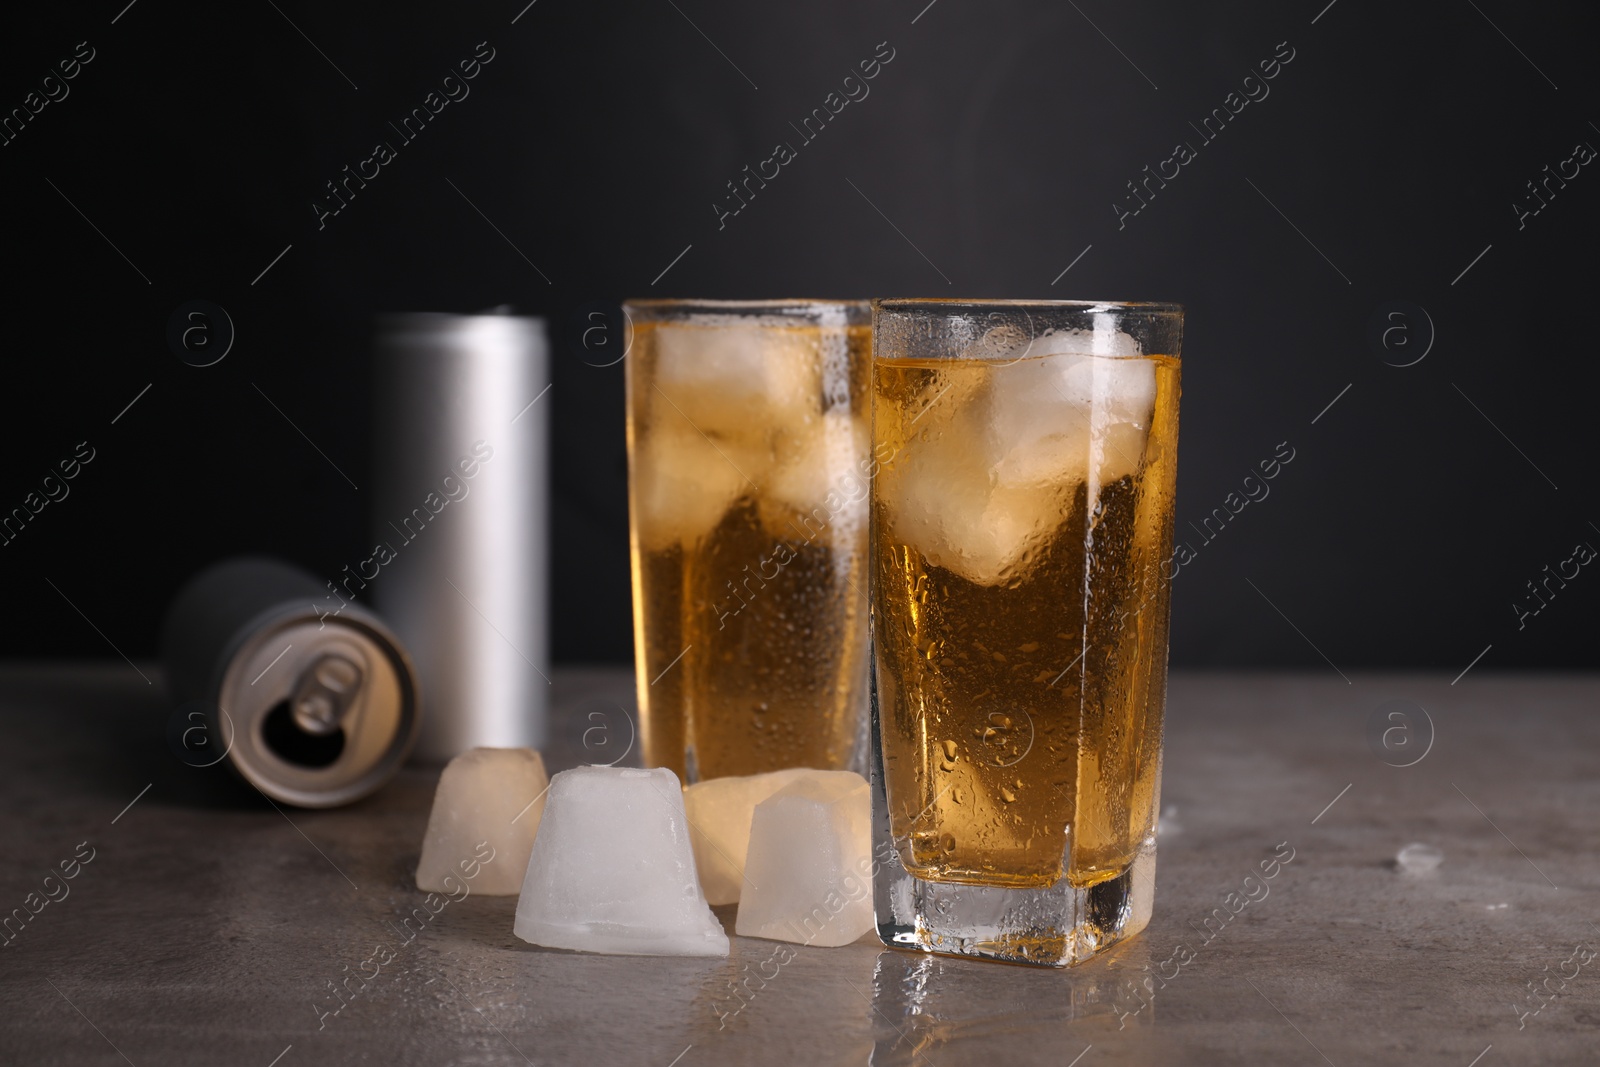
xmin=623 ymin=298 xmax=870 ymax=311
xmin=873 ymin=298 xmax=1183 ymax=315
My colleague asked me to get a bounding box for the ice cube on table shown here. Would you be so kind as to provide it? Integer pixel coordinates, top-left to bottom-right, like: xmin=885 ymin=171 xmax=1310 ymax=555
xmin=1157 ymin=805 xmax=1182 ymax=837
xmin=632 ymin=422 xmax=757 ymax=551
xmin=514 ymin=766 xmax=729 ymax=957
xmin=416 ymin=747 xmax=548 ymax=897
xmin=734 ymin=771 xmax=873 ymax=947
xmin=653 ymin=319 xmax=819 ymax=437
xmin=682 ymin=768 xmax=813 ymax=905
xmin=1395 ymin=842 xmax=1443 ymax=873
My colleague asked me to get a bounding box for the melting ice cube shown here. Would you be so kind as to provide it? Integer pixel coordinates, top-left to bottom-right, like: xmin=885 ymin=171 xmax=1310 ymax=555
xmin=1157 ymin=805 xmax=1182 ymax=838
xmin=682 ymin=768 xmax=813 ymax=905
xmin=759 ymin=411 xmax=869 ymax=541
xmin=416 ymin=747 xmax=548 ymax=897
xmin=1395 ymin=842 xmax=1443 ymax=874
xmin=986 ymin=332 xmax=1156 ymax=491
xmin=514 ymin=766 xmax=728 ymax=957
xmin=877 ymin=367 xmax=1070 ymax=586
xmin=734 ymin=771 xmax=873 ymax=947
xmin=653 ymin=319 xmax=820 ymax=437
xmin=877 ymin=324 xmax=1156 ymax=587
xmin=886 ymin=445 xmax=1069 ymax=586
xmin=632 ymin=422 xmax=758 ymax=551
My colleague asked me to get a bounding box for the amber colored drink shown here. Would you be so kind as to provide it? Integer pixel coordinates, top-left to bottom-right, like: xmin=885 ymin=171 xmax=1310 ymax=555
xmin=625 ymin=302 xmax=873 ymax=781
xmin=873 ymin=348 xmax=1180 ymax=889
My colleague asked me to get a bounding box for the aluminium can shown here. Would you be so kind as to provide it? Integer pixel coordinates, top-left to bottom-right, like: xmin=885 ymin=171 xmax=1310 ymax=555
xmin=160 ymin=556 xmax=421 ymax=808
xmin=371 ymin=311 xmax=549 ymax=761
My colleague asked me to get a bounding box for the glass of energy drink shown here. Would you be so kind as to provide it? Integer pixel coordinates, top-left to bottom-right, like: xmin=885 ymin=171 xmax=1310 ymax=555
xmin=623 ymin=300 xmax=874 ymax=782
xmin=868 ymin=299 xmax=1182 ymax=966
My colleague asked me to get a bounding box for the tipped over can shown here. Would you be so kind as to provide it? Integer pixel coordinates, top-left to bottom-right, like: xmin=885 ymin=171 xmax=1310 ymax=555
xmin=160 ymin=557 xmax=421 ymax=808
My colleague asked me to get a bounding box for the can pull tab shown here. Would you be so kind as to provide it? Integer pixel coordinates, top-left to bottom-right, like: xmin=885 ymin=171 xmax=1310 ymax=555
xmin=291 ymin=654 xmax=364 ymax=736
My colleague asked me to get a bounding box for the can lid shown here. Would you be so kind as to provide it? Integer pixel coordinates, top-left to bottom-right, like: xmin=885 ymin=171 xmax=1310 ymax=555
xmin=374 ymin=312 xmax=547 ymax=352
xmin=212 ymin=609 xmax=420 ymax=808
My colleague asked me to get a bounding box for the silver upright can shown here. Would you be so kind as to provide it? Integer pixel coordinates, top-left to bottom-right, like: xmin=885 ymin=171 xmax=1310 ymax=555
xmin=372 ymin=311 xmax=550 ymax=761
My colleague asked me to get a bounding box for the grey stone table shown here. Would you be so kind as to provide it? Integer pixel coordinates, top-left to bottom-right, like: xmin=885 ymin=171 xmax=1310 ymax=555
xmin=1 ymin=665 xmax=1596 ymax=1066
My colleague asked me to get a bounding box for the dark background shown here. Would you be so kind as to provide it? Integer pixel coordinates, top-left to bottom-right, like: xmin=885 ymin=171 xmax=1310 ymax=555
xmin=2 ymin=0 xmax=1596 ymax=674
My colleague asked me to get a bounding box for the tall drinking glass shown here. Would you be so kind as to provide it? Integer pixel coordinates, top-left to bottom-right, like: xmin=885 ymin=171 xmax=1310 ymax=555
xmin=624 ymin=300 xmax=873 ymax=782
xmin=869 ymin=299 xmax=1182 ymax=966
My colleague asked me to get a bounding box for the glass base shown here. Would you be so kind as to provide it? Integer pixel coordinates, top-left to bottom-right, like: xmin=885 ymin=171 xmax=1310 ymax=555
xmin=867 ymin=680 xmax=1156 ymax=967
xmin=871 ymin=827 xmax=1155 ymax=967
xmin=867 ymin=634 xmax=1160 ymax=967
